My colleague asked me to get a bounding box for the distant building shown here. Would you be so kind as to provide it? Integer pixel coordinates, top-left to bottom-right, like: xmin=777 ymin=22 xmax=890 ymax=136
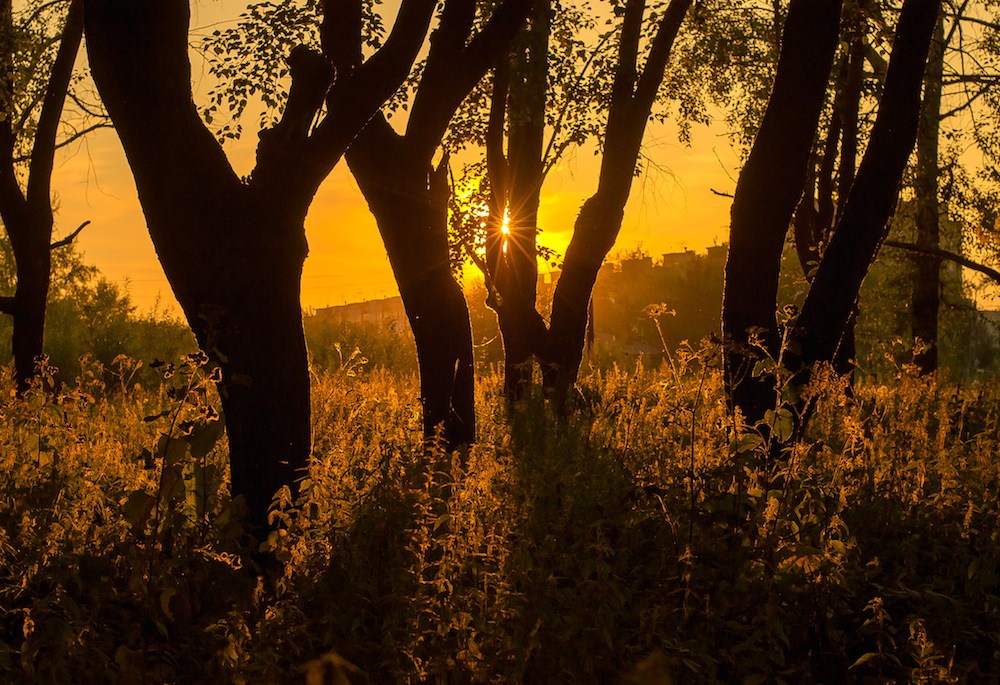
xmin=314 ymin=296 xmax=409 ymax=330
xmin=705 ymin=244 xmax=728 ymax=263
xmin=661 ymin=249 xmax=696 ymax=269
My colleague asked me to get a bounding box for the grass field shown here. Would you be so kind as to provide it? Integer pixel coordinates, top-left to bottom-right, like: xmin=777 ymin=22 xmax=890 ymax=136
xmin=0 ymin=350 xmax=998 ymax=683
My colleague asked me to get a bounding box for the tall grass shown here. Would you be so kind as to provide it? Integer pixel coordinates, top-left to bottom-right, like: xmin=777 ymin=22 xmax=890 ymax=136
xmin=0 ymin=350 xmax=997 ymax=683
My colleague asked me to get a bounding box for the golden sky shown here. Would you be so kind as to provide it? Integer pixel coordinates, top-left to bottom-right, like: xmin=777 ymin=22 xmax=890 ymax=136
xmin=48 ymin=0 xmax=738 ymax=314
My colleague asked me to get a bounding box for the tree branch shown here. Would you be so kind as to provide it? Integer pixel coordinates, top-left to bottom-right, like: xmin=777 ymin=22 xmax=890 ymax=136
xmin=883 ymin=239 xmax=1000 ymax=286
xmin=406 ymin=0 xmax=537 ymax=155
xmin=26 ymin=0 xmax=83 ymax=213
xmin=49 ymin=219 xmax=89 ymax=249
xmin=311 ymin=0 xmax=437 ymax=164
xmin=632 ymin=0 xmax=692 ymax=116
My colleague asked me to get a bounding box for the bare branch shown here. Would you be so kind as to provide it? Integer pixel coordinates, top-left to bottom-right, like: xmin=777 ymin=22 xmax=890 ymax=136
xmin=49 ymin=218 xmax=89 ymax=249
xmin=883 ymin=239 xmax=1000 ymax=286
xmin=26 ymin=0 xmax=83 ymax=213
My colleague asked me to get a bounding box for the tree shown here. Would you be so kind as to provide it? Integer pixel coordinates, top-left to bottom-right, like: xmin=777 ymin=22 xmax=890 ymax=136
xmin=0 ymin=0 xmax=89 ymax=392
xmin=344 ymin=0 xmax=537 ymax=449
xmin=466 ymin=0 xmax=692 ymax=403
xmin=84 ymin=0 xmax=437 ymax=529
xmin=795 ymin=0 xmax=942 ymax=370
xmin=911 ymin=11 xmax=944 ymax=373
xmin=722 ymin=0 xmax=940 ymax=427
xmin=722 ymin=0 xmax=843 ymax=423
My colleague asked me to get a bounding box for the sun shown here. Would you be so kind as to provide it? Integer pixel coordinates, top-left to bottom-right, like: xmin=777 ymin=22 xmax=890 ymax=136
xmin=501 ymin=206 xmax=511 ymax=254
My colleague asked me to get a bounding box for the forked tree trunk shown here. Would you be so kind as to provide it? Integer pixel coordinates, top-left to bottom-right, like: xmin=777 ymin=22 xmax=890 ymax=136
xmin=485 ymin=2 xmax=548 ymax=400
xmin=481 ymin=0 xmax=690 ymax=405
xmin=344 ymin=0 xmax=535 ymax=447
xmin=722 ymin=0 xmax=842 ymax=425
xmin=796 ymin=0 xmax=941 ymax=369
xmin=86 ymin=0 xmax=435 ymax=529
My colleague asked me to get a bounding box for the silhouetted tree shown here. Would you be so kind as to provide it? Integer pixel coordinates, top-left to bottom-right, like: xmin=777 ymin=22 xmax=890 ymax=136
xmin=722 ymin=0 xmax=843 ymax=424
xmin=911 ymin=12 xmax=944 ymax=373
xmin=795 ymin=0 xmax=941 ymax=369
xmin=84 ymin=0 xmax=436 ymax=529
xmin=345 ymin=0 xmax=537 ymax=449
xmin=723 ymin=0 xmax=940 ymax=427
xmin=475 ymin=0 xmax=692 ymax=404
xmin=0 ymin=0 xmax=88 ymax=392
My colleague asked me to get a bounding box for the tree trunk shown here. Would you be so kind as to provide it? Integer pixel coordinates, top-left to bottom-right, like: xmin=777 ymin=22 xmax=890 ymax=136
xmin=10 ymin=228 xmax=51 ymax=390
xmin=542 ymin=195 xmax=622 ymax=397
xmin=722 ymin=0 xmax=842 ymax=425
xmin=911 ymin=14 xmax=944 ymax=374
xmin=0 ymin=0 xmax=83 ymax=392
xmin=87 ymin=0 xmax=439 ymax=529
xmin=486 ymin=1 xmax=549 ymax=401
xmin=797 ymin=0 xmax=941 ymax=368
xmin=346 ymin=121 xmax=476 ymax=448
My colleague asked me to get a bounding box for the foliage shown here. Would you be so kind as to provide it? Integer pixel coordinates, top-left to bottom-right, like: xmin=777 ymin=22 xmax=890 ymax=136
xmin=0 ymin=340 xmax=998 ymax=682
xmin=0 ymin=238 xmax=196 ymax=385
xmin=199 ymin=0 xmax=386 ymax=140
xmin=303 ymin=313 xmax=418 ymax=376
xmin=0 ymin=0 xmax=104 ymax=161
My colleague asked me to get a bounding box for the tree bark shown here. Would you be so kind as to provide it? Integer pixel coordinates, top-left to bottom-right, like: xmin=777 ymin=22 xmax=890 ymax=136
xmin=722 ymin=0 xmax=842 ymax=425
xmin=85 ymin=0 xmax=435 ymax=529
xmin=796 ymin=0 xmax=941 ymax=369
xmin=911 ymin=13 xmax=944 ymax=374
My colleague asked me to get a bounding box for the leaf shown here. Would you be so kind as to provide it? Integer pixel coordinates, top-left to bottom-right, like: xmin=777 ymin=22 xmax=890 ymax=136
xmin=187 ymin=418 xmax=225 ymax=459
xmin=732 ymin=433 xmax=763 ymax=454
xmin=849 ymin=652 xmax=878 ymax=669
xmin=752 ymin=358 xmax=775 ymax=378
xmin=157 ymin=435 xmax=189 ymax=468
xmin=123 ymin=490 xmax=155 ymax=535
xmin=763 ymin=408 xmax=795 ymax=443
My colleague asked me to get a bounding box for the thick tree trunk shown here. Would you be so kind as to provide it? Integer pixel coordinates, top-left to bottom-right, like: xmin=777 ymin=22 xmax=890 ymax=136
xmin=911 ymin=14 xmax=944 ymax=374
xmin=137 ymin=188 xmax=314 ymax=530
xmin=215 ymin=265 xmax=311 ymax=526
xmin=86 ymin=0 xmax=312 ymax=530
xmin=86 ymin=0 xmax=437 ymax=530
xmin=722 ymin=0 xmax=842 ymax=425
xmin=797 ymin=0 xmax=941 ymax=368
xmin=347 ymin=122 xmax=476 ymax=449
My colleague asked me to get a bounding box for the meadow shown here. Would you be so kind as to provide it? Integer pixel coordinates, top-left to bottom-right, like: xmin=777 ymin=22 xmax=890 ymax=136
xmin=0 ymin=345 xmax=998 ymax=684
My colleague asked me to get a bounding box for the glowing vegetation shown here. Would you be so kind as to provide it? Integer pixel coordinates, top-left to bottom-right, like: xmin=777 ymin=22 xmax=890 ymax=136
xmin=0 ymin=348 xmax=997 ymax=683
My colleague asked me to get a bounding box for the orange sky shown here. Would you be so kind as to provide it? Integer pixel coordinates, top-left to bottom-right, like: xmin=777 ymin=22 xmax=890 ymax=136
xmin=48 ymin=0 xmax=739 ymax=314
